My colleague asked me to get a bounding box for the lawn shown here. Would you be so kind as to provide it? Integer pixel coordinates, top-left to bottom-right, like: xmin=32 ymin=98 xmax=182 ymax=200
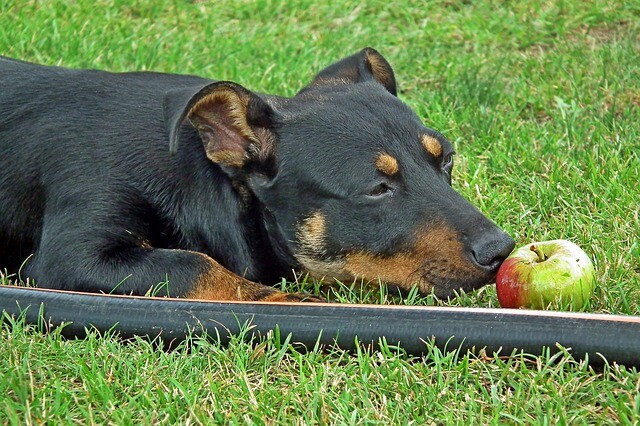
xmin=1 ymin=0 xmax=639 ymax=423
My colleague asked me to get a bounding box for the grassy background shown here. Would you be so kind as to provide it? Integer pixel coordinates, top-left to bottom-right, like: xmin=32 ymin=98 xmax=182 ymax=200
xmin=1 ymin=0 xmax=639 ymax=423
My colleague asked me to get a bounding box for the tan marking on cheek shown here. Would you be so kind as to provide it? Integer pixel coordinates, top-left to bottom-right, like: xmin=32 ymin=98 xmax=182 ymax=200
xmin=295 ymin=212 xmax=348 ymax=280
xmin=422 ymin=135 xmax=443 ymax=158
xmin=344 ymin=226 xmax=479 ymax=293
xmin=345 ymin=252 xmax=417 ymax=285
xmin=375 ymin=153 xmax=399 ymax=175
xmin=295 ymin=211 xmax=328 ymax=268
xmin=299 ymin=211 xmax=326 ymax=248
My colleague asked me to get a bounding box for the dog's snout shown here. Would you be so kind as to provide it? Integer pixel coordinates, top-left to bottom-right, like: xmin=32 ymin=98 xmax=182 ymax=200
xmin=470 ymin=231 xmax=515 ymax=272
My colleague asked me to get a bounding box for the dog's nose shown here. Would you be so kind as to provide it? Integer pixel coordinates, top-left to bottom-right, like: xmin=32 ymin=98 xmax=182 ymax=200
xmin=470 ymin=231 xmax=515 ymax=273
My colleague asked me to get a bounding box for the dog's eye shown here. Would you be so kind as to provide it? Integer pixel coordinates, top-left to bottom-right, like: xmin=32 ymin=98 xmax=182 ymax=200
xmin=442 ymin=153 xmax=454 ymax=171
xmin=367 ymin=182 xmax=394 ymax=198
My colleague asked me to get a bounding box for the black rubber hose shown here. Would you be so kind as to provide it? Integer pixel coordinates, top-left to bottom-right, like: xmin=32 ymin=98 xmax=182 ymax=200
xmin=1 ymin=285 xmax=639 ymax=367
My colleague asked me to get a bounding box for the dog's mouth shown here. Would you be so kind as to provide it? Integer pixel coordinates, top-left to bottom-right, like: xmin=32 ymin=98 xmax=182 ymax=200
xmin=408 ymin=266 xmax=497 ymax=298
xmin=295 ymin=249 xmax=495 ymax=299
xmin=296 ymin=261 xmax=494 ymax=299
xmin=341 ymin=254 xmax=494 ymax=299
xmin=295 ymin=213 xmax=504 ymax=298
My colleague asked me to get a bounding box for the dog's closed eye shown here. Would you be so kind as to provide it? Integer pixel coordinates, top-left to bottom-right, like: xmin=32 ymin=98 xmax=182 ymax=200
xmin=366 ymin=182 xmax=395 ymax=198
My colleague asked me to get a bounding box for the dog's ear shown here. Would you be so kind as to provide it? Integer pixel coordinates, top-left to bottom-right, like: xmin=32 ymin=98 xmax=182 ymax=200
xmin=298 ymin=47 xmax=397 ymax=96
xmin=165 ymin=81 xmax=275 ymax=168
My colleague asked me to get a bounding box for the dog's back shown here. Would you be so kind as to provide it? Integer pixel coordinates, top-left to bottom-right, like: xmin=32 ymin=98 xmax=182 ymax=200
xmin=0 ymin=58 xmax=216 ymax=274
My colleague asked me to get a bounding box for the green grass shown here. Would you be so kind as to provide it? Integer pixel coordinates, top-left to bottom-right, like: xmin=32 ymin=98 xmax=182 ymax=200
xmin=1 ymin=0 xmax=639 ymax=423
xmin=2 ymin=318 xmax=640 ymax=425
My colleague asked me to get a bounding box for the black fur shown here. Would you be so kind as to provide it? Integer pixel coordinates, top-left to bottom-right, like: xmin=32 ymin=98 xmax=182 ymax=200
xmin=0 ymin=49 xmax=514 ymax=299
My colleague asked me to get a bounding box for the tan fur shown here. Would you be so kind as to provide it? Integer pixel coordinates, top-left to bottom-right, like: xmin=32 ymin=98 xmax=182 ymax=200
xmin=187 ymin=86 xmax=271 ymax=168
xmin=185 ymin=253 xmax=246 ymax=301
xmin=187 ymin=252 xmax=321 ymax=302
xmin=300 ymin=211 xmax=326 ymax=244
xmin=293 ymin=214 xmax=477 ymax=292
xmin=422 ymin=135 xmax=443 ymax=157
xmin=208 ymin=149 xmax=245 ymax=168
xmin=252 ymin=127 xmax=276 ymax=162
xmin=375 ymin=153 xmax=399 ymax=175
xmin=365 ymin=50 xmax=392 ymax=87
xmin=295 ymin=212 xmax=349 ymax=281
xmin=295 ymin=211 xmax=327 ymax=262
xmin=189 ymin=88 xmax=257 ymax=142
xmin=343 ymin=225 xmax=477 ymax=294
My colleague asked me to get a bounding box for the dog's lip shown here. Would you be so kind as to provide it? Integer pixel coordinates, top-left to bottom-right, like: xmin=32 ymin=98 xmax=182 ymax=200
xmin=412 ymin=263 xmax=497 ymax=297
xmin=301 ymin=268 xmax=494 ymax=299
xmin=298 ymin=251 xmax=496 ymax=296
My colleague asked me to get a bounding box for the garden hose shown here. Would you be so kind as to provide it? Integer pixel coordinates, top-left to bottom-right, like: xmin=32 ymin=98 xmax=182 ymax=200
xmin=1 ymin=285 xmax=638 ymax=367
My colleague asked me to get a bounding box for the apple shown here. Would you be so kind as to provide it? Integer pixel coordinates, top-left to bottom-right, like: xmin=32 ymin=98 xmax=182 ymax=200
xmin=496 ymin=240 xmax=595 ymax=309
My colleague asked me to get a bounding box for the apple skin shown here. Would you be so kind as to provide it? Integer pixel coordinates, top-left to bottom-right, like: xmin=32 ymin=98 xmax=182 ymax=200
xmin=496 ymin=240 xmax=595 ymax=309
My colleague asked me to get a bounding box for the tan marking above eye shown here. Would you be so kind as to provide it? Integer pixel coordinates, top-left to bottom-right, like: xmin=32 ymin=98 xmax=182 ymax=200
xmin=422 ymin=135 xmax=443 ymax=158
xmin=375 ymin=153 xmax=399 ymax=175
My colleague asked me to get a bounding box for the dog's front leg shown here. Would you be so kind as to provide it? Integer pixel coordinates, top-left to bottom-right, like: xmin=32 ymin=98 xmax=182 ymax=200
xmin=26 ymin=242 xmax=321 ymax=302
xmin=182 ymin=250 xmax=323 ymax=302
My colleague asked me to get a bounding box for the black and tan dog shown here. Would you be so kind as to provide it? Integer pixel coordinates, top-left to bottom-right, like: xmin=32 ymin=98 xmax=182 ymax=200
xmin=0 ymin=48 xmax=514 ymax=302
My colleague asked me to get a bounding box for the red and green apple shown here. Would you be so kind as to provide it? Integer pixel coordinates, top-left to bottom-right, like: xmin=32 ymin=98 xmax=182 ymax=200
xmin=496 ymin=240 xmax=595 ymax=309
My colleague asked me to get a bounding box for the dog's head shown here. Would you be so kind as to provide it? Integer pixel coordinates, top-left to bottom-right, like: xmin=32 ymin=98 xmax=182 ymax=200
xmin=166 ymin=48 xmax=514 ymax=298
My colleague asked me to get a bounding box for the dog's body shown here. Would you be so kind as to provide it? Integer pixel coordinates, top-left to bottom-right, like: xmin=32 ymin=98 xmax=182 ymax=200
xmin=0 ymin=49 xmax=514 ymax=301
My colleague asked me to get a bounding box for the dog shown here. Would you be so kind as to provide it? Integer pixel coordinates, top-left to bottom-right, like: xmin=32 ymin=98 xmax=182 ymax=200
xmin=0 ymin=48 xmax=514 ymax=302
